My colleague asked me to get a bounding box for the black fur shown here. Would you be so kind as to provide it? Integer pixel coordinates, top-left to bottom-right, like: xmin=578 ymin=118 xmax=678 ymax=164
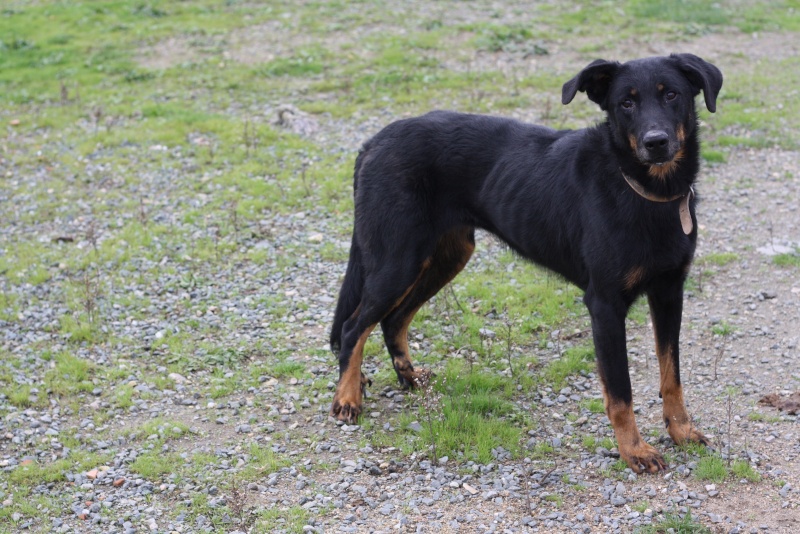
xmin=330 ymin=54 xmax=722 ymax=471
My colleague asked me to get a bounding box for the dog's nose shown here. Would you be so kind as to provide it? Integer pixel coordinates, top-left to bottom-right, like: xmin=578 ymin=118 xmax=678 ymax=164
xmin=643 ymin=130 xmax=669 ymax=152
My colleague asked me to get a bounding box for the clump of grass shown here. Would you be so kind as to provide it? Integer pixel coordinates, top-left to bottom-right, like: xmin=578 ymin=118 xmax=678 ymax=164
xmin=639 ymin=510 xmax=712 ymax=534
xmin=694 ymin=455 xmax=728 ymax=482
xmin=581 ymin=397 xmax=605 ymax=414
xmin=543 ymin=345 xmax=595 ymax=387
xmin=256 ymin=506 xmax=309 ymax=532
xmin=129 ymin=452 xmax=182 ymax=479
xmin=731 ymin=460 xmax=761 ymax=482
xmin=5 ymin=384 xmax=36 ymax=408
xmin=701 ymin=252 xmax=739 ymax=266
xmin=773 ymin=253 xmax=800 ymax=267
xmin=711 ymin=321 xmax=736 ymax=337
xmin=8 ymin=459 xmax=70 ymax=488
xmin=408 ymin=361 xmax=521 ymax=463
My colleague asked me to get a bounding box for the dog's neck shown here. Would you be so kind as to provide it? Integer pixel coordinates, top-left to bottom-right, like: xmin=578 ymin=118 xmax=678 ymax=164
xmin=620 ymin=170 xmax=694 ymax=235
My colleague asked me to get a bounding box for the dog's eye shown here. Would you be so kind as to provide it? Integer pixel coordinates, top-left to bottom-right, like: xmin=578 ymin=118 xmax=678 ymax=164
xmin=665 ymin=91 xmax=677 ymax=101
xmin=621 ymin=99 xmax=634 ymax=109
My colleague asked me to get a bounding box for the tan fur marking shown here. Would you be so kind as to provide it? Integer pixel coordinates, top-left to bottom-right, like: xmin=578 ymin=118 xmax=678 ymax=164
xmin=655 ymin=341 xmax=707 ymax=444
xmin=677 ymin=123 xmax=686 ymax=143
xmin=393 ymin=237 xmax=474 ymax=379
xmin=629 ymin=134 xmax=638 ymax=152
xmin=648 ymin=148 xmax=685 ymax=180
xmin=623 ymin=265 xmax=647 ymax=291
xmin=389 ymin=258 xmax=432 ymax=312
xmin=630 ymin=88 xmax=638 ymax=96
xmin=657 ymin=83 xmax=664 ymax=91
xmin=332 ymin=325 xmax=377 ymax=420
xmin=601 ymin=385 xmax=665 ymax=473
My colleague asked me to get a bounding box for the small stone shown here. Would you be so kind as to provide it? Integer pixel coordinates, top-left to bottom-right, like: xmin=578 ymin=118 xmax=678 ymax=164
xmin=168 ymin=373 xmax=187 ymax=384
xmin=408 ymin=421 xmax=423 ymax=432
xmin=463 ymin=483 xmax=479 ymax=495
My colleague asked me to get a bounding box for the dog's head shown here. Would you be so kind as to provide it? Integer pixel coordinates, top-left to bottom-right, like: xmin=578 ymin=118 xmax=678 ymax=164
xmin=562 ymin=54 xmax=722 ymax=179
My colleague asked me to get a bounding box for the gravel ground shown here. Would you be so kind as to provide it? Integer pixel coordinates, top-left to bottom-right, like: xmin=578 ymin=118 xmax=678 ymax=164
xmin=3 ymin=133 xmax=799 ymax=534
xmin=3 ymin=6 xmax=800 ymax=534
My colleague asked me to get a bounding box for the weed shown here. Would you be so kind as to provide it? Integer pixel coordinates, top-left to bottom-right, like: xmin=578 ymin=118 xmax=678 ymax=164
xmin=694 ymin=455 xmax=728 ymax=482
xmin=255 ymin=506 xmax=309 ymax=533
xmin=773 ymin=253 xmax=800 ymax=267
xmin=543 ymin=345 xmax=595 ymax=387
xmin=129 ymin=452 xmax=183 ymax=479
xmin=711 ymin=321 xmax=736 ymax=337
xmin=637 ymin=510 xmax=712 ymax=533
xmin=701 ymin=252 xmax=739 ymax=266
xmin=581 ymin=397 xmax=605 ymax=414
xmin=731 ymin=460 xmax=761 ymax=482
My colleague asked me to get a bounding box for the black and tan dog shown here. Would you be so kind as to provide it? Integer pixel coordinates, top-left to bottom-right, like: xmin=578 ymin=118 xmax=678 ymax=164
xmin=329 ymin=54 xmax=722 ymax=473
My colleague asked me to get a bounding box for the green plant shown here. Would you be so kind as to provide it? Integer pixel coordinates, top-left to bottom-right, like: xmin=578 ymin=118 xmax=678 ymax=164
xmin=637 ymin=510 xmax=712 ymax=533
xmin=694 ymin=455 xmax=728 ymax=482
xmin=543 ymin=345 xmax=595 ymax=387
xmin=731 ymin=460 xmax=761 ymax=482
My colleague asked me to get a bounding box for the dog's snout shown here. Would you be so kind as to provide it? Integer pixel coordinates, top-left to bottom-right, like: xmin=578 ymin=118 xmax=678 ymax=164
xmin=643 ymin=130 xmax=669 ymax=152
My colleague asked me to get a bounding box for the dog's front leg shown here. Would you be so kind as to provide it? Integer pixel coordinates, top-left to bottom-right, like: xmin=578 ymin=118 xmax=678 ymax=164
xmin=647 ymin=278 xmax=709 ymax=446
xmin=585 ymin=288 xmax=666 ymax=473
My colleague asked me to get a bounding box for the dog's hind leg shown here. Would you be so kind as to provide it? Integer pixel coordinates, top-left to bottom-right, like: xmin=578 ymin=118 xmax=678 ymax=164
xmin=380 ymin=226 xmax=475 ymax=389
xmin=331 ymin=244 xmax=441 ymax=423
xmin=648 ymin=276 xmax=709 ymax=446
xmin=585 ymin=285 xmax=667 ymax=474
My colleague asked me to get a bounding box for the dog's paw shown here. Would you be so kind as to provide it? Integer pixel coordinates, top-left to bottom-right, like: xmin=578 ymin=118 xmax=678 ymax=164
xmin=331 ymin=388 xmax=363 ymax=424
xmin=620 ymin=441 xmax=667 ymax=474
xmin=397 ymin=367 xmax=433 ymax=390
xmin=667 ymin=420 xmax=710 ymax=447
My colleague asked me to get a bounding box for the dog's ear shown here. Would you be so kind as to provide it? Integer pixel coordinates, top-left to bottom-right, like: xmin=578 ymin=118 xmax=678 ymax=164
xmin=562 ymin=59 xmax=621 ymax=108
xmin=669 ymin=53 xmax=723 ymax=113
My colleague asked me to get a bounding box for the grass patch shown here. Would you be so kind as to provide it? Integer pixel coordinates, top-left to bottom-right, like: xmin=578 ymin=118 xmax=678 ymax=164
xmin=129 ymin=452 xmax=183 ymax=479
xmin=408 ymin=361 xmax=522 ymax=463
xmin=44 ymin=352 xmax=95 ymax=397
xmin=630 ymin=0 xmax=730 ymax=26
xmin=693 ymin=455 xmax=728 ymax=482
xmin=7 ymin=459 xmax=70 ymax=488
xmin=731 ymin=460 xmax=761 ymax=482
xmin=256 ymin=506 xmax=309 ymax=533
xmin=711 ymin=321 xmax=736 ymax=337
xmin=773 ymin=252 xmax=800 ymax=267
xmin=239 ymin=443 xmax=291 ymax=479
xmin=4 ymin=384 xmax=37 ymax=408
xmin=700 ymin=252 xmax=739 ymax=266
xmin=543 ymin=345 xmax=595 ymax=387
xmin=638 ymin=510 xmax=712 ymax=534
xmin=580 ymin=397 xmax=605 ymax=414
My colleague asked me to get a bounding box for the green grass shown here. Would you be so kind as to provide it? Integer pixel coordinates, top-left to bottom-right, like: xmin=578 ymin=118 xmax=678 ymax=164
xmin=238 ymin=443 xmax=291 ymax=479
xmin=4 ymin=384 xmax=37 ymax=408
xmin=700 ymin=252 xmax=739 ymax=266
xmin=543 ymin=345 xmax=595 ymax=387
xmin=773 ymin=252 xmax=800 ymax=267
xmin=400 ymin=361 xmax=523 ymax=463
xmin=129 ymin=452 xmax=183 ymax=479
xmin=0 ymin=0 xmax=795 ymax=527
xmin=580 ymin=397 xmax=606 ymax=414
xmin=256 ymin=506 xmax=309 ymax=533
xmin=731 ymin=460 xmax=761 ymax=482
xmin=711 ymin=321 xmax=736 ymax=337
xmin=7 ymin=459 xmax=70 ymax=488
xmin=693 ymin=455 xmax=728 ymax=482
xmin=44 ymin=352 xmax=95 ymax=397
xmin=637 ymin=510 xmax=712 ymax=534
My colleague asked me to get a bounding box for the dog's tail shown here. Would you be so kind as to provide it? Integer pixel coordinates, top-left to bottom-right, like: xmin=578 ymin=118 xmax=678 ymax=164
xmin=330 ymin=149 xmax=368 ymax=354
